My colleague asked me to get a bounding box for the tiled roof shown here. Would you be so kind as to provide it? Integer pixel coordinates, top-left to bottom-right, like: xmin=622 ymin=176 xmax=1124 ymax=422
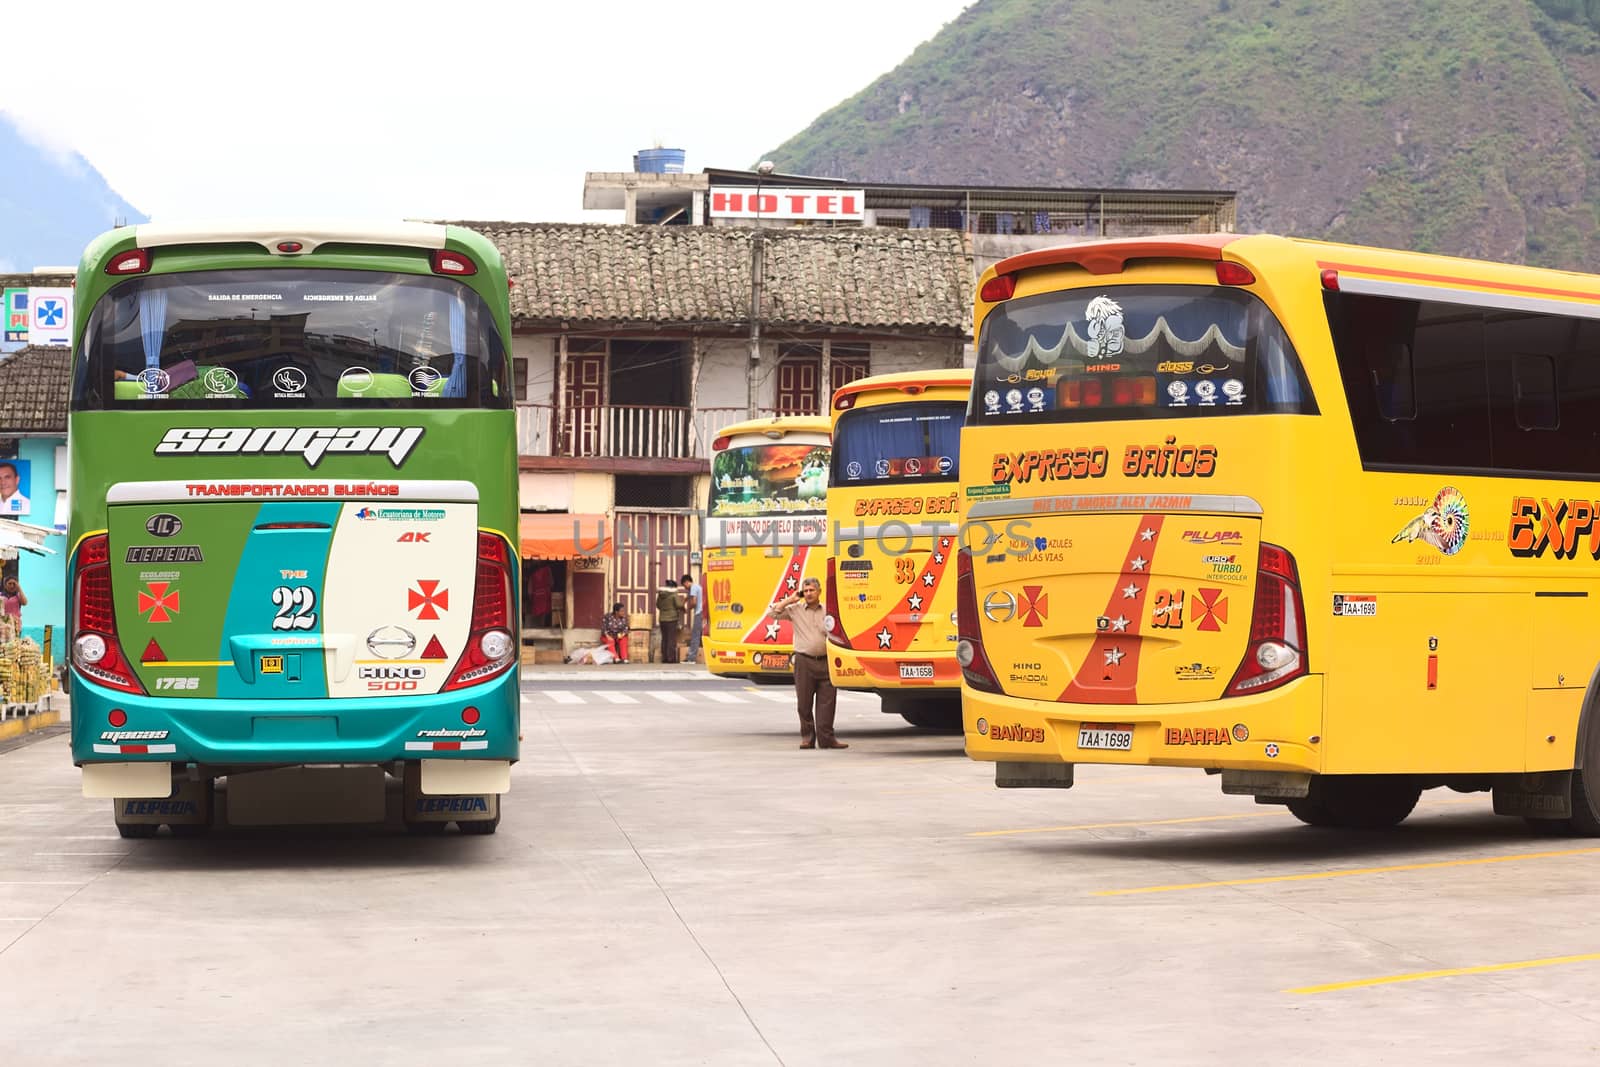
xmin=455 ymin=223 xmax=970 ymax=335
xmin=0 ymin=346 xmax=71 ymax=433
xmin=0 ymin=271 xmax=74 ymax=290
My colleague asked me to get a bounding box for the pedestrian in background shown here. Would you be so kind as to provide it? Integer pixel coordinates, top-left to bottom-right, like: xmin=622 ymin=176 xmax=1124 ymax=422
xmin=682 ymin=572 xmax=702 ymax=665
xmin=1 ymin=576 xmax=24 ymax=627
xmin=770 ymin=576 xmax=846 ymax=749
xmin=655 ymin=575 xmax=683 ymax=664
xmin=600 ymin=601 xmax=630 ymax=664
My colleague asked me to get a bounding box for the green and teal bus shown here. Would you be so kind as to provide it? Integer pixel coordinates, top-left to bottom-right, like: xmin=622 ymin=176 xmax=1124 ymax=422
xmin=66 ymin=221 xmax=520 ymax=837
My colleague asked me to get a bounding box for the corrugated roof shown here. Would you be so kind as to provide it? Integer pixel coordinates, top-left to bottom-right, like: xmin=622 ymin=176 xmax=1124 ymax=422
xmin=455 ymin=222 xmax=970 ymax=335
xmin=0 ymin=346 xmax=71 ymax=433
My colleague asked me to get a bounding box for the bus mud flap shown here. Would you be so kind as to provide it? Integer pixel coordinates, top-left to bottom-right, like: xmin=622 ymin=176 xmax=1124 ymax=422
xmin=1493 ymin=771 xmax=1573 ymax=820
xmin=1220 ymin=770 xmax=1310 ymax=799
xmin=996 ymin=762 xmax=1074 ymax=789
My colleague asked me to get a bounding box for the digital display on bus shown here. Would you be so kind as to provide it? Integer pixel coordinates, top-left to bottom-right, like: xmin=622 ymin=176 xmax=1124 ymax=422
xmin=708 ymin=443 xmax=830 ymax=518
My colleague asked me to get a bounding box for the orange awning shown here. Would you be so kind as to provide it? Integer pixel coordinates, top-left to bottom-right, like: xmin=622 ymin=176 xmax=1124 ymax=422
xmin=520 ymin=513 xmax=612 ymax=560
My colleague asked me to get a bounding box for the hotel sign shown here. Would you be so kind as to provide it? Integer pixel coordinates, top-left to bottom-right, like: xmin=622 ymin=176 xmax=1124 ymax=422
xmin=708 ymin=187 xmax=865 ymax=221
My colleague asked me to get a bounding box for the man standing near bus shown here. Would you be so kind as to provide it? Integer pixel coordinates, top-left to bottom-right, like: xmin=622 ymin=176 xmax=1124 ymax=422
xmin=681 ymin=572 xmax=702 ymax=665
xmin=655 ymin=574 xmax=683 ymax=664
xmin=771 ymin=577 xmax=847 ymax=749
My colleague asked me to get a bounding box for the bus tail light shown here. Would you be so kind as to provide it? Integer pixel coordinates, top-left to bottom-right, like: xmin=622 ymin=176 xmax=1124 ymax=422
xmin=1215 ymin=260 xmax=1255 ymax=286
xmin=443 ymin=533 xmax=517 ymax=691
xmin=70 ymin=534 xmax=145 ymax=695
xmin=825 ymin=557 xmax=847 ymax=647
xmin=979 ymin=274 xmax=1016 ymax=303
xmin=431 ymin=250 xmax=478 ymax=276
xmin=955 ymin=548 xmax=1001 ymax=694
xmin=1225 ymin=543 xmax=1308 ymax=697
xmin=105 ymin=249 xmax=151 ymax=275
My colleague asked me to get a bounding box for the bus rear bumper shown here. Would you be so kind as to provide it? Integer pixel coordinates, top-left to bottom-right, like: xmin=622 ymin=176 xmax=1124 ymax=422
xmin=829 ymin=645 xmax=960 ymax=693
xmin=962 ymin=675 xmax=1325 ymax=774
xmin=68 ymin=669 xmax=521 ymax=767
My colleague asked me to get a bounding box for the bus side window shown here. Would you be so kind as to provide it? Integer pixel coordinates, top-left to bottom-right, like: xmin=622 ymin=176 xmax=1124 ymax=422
xmin=1373 ymin=341 xmax=1416 ymax=422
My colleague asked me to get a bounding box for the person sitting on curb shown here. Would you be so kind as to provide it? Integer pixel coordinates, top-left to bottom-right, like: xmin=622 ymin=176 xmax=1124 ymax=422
xmin=600 ymin=601 xmax=630 ymax=664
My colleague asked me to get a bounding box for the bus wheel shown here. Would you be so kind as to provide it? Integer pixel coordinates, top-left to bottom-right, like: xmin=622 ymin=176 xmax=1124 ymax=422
xmin=1288 ymin=776 xmax=1420 ymax=829
xmin=1569 ymin=727 xmax=1600 ymax=836
xmin=885 ymin=694 xmax=962 ymax=732
xmin=115 ymin=822 xmax=158 ymax=839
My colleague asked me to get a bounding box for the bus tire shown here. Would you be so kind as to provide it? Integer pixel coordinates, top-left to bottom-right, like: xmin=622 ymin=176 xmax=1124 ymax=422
xmin=749 ymin=673 xmax=789 ymax=687
xmin=115 ymin=822 xmax=158 ymax=839
xmin=885 ymin=694 xmax=962 ymax=732
xmin=458 ymin=815 xmax=500 ymax=835
xmin=1569 ymin=715 xmax=1600 ymax=836
xmin=1288 ymin=776 xmax=1420 ymax=829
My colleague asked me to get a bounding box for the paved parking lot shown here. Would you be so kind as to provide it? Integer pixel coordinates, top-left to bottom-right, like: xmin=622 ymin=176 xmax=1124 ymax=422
xmin=2 ymin=678 xmax=1598 ymax=1065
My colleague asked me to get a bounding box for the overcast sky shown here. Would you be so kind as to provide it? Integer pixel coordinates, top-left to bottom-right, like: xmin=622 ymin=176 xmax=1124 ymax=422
xmin=0 ymin=0 xmax=972 ymax=225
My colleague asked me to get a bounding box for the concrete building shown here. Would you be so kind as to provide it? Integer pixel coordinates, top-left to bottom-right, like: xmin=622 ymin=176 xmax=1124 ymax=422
xmin=0 ymin=343 xmax=71 ymax=655
xmin=467 ymin=222 xmax=970 ymax=656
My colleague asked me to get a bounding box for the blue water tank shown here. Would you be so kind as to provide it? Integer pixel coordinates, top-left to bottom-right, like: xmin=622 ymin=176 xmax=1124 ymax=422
xmin=634 ymin=148 xmax=686 ymax=174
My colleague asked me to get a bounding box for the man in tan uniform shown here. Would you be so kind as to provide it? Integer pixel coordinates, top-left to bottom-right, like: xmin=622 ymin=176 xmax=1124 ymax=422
xmin=771 ymin=576 xmax=847 ymax=750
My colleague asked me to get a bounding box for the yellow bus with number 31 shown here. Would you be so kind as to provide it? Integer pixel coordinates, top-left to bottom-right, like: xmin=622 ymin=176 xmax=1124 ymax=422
xmin=959 ymin=233 xmax=1600 ymax=833
xmin=825 ymin=370 xmax=971 ymax=729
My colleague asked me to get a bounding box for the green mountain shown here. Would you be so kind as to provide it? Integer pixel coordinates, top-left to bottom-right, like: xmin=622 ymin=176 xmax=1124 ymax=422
xmin=767 ymin=0 xmax=1600 ymax=270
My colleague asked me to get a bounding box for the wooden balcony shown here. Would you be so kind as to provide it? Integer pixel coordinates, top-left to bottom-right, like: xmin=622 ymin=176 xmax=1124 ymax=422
xmin=516 ymin=404 xmax=786 ymax=461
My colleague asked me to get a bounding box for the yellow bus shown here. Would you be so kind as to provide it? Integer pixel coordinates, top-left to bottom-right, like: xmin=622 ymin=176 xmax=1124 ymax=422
xmin=703 ymin=415 xmax=830 ymax=681
xmin=826 ymin=370 xmax=971 ymax=728
xmin=959 ymin=233 xmax=1600 ymax=832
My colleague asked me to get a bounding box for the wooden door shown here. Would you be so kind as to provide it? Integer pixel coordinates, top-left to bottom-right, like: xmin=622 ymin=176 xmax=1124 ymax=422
xmin=563 ymin=352 xmax=606 ymax=456
xmin=830 ymin=356 xmax=869 ymax=401
xmin=775 ymin=356 xmax=820 ymax=415
xmin=612 ymin=509 xmax=695 ymax=619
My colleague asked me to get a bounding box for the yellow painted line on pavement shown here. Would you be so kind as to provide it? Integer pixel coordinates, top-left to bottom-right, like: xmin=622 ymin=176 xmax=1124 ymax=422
xmin=0 ymin=709 xmax=60 ymax=743
xmin=972 ymin=810 xmax=1287 ymax=836
xmin=1287 ymin=952 xmax=1600 ymax=994
xmin=974 ymin=796 xmax=1485 ymax=838
xmin=1097 ymin=846 xmax=1600 ymax=897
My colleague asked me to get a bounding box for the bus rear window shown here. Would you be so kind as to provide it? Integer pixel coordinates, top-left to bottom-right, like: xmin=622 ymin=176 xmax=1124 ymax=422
xmin=709 ymin=443 xmax=830 ymax=518
xmin=971 ymin=285 xmax=1315 ymax=424
xmin=73 ymin=269 xmax=509 ymax=409
xmin=832 ymin=401 xmax=964 ymax=485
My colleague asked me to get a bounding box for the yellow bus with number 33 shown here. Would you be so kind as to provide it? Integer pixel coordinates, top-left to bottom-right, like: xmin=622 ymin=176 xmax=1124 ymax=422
xmin=825 ymin=370 xmax=971 ymax=729
xmin=959 ymin=233 xmax=1600 ymax=833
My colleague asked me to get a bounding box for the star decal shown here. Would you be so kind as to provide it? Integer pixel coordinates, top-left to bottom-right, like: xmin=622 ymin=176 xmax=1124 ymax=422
xmin=1104 ymin=646 xmax=1126 ymax=666
xmin=1111 ymin=615 xmax=1129 ymax=632
xmin=785 ymin=576 xmax=798 ymax=590
xmin=764 ymin=621 xmax=781 ymax=641
xmin=1140 ymin=528 xmax=1156 ymax=542
xmin=907 ymin=592 xmax=924 ymax=611
xmin=792 ymin=561 xmax=802 ymax=572
xmin=922 ymin=572 xmax=935 ymax=586
xmin=1122 ymin=583 xmax=1141 ymax=599
xmin=933 ymin=551 xmax=944 ymax=564
xmin=940 ymin=537 xmax=951 ymax=548
xmin=876 ymin=627 xmax=894 ymax=649
xmin=1130 ymin=556 xmax=1147 ymax=572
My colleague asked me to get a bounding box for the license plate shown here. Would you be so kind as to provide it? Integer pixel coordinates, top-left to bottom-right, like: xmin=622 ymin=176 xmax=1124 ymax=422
xmin=1078 ymin=723 xmax=1134 ymax=751
xmin=898 ymin=662 xmax=935 ymax=680
xmin=758 ymin=653 xmax=792 ymax=671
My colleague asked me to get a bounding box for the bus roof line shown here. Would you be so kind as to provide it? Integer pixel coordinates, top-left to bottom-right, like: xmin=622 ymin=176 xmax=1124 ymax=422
xmin=134 ymin=220 xmax=449 ymax=254
xmin=992 ymin=233 xmax=1240 ymax=279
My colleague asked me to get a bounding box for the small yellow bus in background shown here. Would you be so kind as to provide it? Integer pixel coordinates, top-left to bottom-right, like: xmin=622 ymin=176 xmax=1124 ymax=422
xmin=959 ymin=233 xmax=1600 ymax=832
xmin=703 ymin=416 xmax=830 ymax=682
xmin=826 ymin=370 xmax=971 ymax=728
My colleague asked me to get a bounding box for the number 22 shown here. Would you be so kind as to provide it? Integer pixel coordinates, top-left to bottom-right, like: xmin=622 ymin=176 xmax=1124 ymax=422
xmin=271 ymin=586 xmax=318 ymax=630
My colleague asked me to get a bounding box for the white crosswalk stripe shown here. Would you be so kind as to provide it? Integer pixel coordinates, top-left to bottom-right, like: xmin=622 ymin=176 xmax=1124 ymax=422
xmin=697 ymin=690 xmax=747 ymax=704
xmin=654 ymin=691 xmax=690 ymax=704
xmin=749 ymin=691 xmax=798 ymax=704
xmin=593 ymin=690 xmax=640 ymax=704
xmin=525 ymin=687 xmax=876 ymax=708
xmin=542 ymin=690 xmax=584 ymax=705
